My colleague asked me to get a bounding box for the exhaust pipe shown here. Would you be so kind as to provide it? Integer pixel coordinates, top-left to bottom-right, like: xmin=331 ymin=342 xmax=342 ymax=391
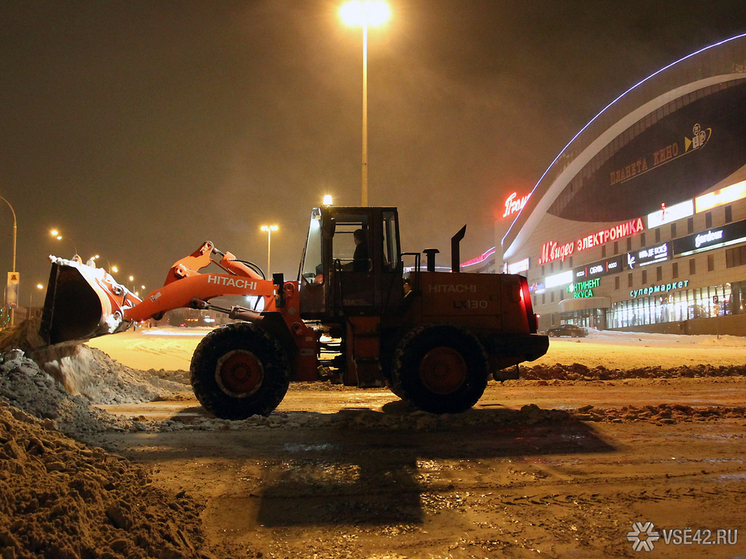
xmin=451 ymin=225 xmax=467 ymax=273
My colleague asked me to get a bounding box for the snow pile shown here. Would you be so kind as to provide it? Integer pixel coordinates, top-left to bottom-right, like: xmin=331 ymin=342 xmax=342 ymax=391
xmin=0 ymin=351 xmax=134 ymax=438
xmin=0 ymin=401 xmax=233 ymax=559
xmin=572 ymin=403 xmax=746 ymax=424
xmin=521 ymin=362 xmax=746 ymax=381
xmin=0 ymin=317 xmax=191 ymax=406
xmin=32 ymin=343 xmax=191 ymax=405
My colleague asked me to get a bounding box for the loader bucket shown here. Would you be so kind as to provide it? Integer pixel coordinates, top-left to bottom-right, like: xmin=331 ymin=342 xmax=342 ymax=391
xmin=39 ymin=257 xmax=140 ymax=346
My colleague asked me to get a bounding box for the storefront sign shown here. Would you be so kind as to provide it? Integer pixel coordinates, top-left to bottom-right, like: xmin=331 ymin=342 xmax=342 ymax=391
xmin=503 ymin=192 xmax=530 ymax=218
xmin=627 ymin=242 xmax=670 ymax=269
xmin=529 ymin=282 xmax=545 ymax=293
xmin=545 ymin=270 xmax=573 ymax=289
xmin=574 ymin=255 xmax=624 ymax=280
xmin=507 ymin=257 xmax=530 ymax=275
xmin=609 ymin=123 xmax=710 ymax=187
xmin=695 ymin=180 xmax=746 ymax=213
xmin=6 ymin=272 xmax=19 ymax=309
xmin=538 ymin=218 xmax=645 ymax=265
xmin=630 ymin=280 xmax=689 ymax=299
xmin=567 ymin=278 xmax=600 ymax=299
xmin=672 ymin=219 xmax=746 ymax=256
xmin=647 ymin=199 xmax=694 ymax=228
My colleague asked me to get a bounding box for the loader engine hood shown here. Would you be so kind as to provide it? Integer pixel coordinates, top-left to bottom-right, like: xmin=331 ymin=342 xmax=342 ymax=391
xmin=39 ymin=256 xmax=141 ymax=346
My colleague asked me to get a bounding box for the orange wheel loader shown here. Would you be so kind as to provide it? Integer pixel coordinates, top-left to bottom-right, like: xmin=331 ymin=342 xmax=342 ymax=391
xmin=40 ymin=206 xmax=548 ymax=419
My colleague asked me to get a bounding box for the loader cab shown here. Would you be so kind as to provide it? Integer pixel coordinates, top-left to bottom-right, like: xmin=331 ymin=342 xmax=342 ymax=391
xmin=299 ymin=206 xmax=403 ymax=320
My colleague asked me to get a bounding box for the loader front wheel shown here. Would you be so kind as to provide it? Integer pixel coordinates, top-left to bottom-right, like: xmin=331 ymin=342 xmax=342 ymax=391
xmin=190 ymin=323 xmax=290 ymax=419
xmin=392 ymin=324 xmax=488 ymax=414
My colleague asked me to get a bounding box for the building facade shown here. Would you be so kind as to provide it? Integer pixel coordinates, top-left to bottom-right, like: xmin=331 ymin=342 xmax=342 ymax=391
xmin=499 ymin=34 xmax=746 ymax=335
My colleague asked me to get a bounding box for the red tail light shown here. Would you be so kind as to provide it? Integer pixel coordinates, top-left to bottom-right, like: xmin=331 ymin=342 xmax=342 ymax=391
xmin=519 ymin=277 xmax=538 ymax=333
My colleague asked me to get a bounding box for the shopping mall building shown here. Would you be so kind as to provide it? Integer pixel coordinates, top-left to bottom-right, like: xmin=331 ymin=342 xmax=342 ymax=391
xmin=489 ymin=34 xmax=746 ymax=335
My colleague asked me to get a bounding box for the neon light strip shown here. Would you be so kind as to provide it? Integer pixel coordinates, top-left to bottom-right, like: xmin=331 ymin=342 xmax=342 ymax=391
xmin=461 ymin=247 xmax=496 ymax=268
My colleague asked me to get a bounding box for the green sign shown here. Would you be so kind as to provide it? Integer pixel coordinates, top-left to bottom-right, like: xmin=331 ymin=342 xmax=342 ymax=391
xmin=567 ymin=277 xmax=600 ymax=298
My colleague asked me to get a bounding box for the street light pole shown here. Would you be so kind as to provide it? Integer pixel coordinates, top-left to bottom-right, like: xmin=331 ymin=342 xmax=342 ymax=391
xmin=29 ymin=284 xmax=43 ymax=319
xmin=260 ymin=225 xmax=278 ymax=278
xmin=50 ymin=229 xmax=78 ymax=258
xmin=362 ymin=20 xmax=368 ymax=207
xmin=0 ymin=196 xmax=17 ymax=327
xmin=340 ymin=0 xmax=390 ymax=207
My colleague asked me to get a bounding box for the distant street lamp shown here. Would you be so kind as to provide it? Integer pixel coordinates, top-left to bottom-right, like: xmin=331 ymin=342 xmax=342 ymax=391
xmin=260 ymin=225 xmax=279 ymax=278
xmin=0 ymin=196 xmax=17 ymax=326
xmin=340 ymin=0 xmax=391 ymax=207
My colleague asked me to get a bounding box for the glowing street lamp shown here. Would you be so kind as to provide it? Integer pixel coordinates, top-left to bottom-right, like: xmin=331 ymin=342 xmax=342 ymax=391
xmin=340 ymin=0 xmax=390 ymax=206
xmin=260 ymin=225 xmax=279 ymax=278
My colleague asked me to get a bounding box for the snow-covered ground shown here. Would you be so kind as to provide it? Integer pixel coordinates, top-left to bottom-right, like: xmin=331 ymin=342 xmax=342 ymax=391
xmin=533 ymin=328 xmax=746 ymax=369
xmin=88 ymin=326 xmax=746 ymax=372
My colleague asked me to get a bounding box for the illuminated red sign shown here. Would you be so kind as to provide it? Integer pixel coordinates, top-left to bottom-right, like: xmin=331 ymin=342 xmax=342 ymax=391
xmin=503 ymin=192 xmax=530 ymax=218
xmin=538 ymin=218 xmax=644 ymax=265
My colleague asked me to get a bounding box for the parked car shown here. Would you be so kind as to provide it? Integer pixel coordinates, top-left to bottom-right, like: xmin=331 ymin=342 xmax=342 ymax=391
xmin=547 ymin=324 xmax=588 ymax=337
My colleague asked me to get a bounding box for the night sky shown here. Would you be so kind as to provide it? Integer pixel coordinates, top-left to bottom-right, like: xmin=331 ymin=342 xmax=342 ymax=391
xmin=2 ymin=1 xmax=746 ymax=307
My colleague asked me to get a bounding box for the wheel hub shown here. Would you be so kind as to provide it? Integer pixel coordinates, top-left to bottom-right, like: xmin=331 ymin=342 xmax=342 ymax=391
xmin=215 ymin=349 xmax=264 ymax=397
xmin=419 ymin=347 xmax=467 ymax=395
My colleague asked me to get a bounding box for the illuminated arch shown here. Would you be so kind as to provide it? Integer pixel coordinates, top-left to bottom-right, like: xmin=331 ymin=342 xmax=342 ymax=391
xmin=503 ymin=33 xmax=746 ymax=261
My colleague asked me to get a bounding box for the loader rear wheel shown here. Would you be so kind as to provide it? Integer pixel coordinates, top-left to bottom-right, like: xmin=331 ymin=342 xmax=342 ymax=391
xmin=190 ymin=323 xmax=290 ymax=419
xmin=391 ymin=324 xmax=488 ymax=414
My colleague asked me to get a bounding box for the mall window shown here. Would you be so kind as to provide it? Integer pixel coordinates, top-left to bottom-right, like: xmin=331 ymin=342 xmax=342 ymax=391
xmin=672 ymin=262 xmax=679 ymax=278
xmin=627 ymin=238 xmax=632 ymax=251
xmin=656 ymin=266 xmax=662 ymax=281
xmin=725 ymin=205 xmax=733 ymax=223
xmin=726 ymin=245 xmax=746 ymax=268
xmin=688 ymin=217 xmax=694 ymax=234
xmin=542 ymin=293 xmax=545 ymax=305
xmin=551 ymin=291 xmax=555 ymax=303
xmin=615 ymin=276 xmax=620 ymax=290
xmin=614 ymin=241 xmax=618 ymax=255
xmin=642 ymin=270 xmax=647 ymax=284
xmin=602 ymin=245 xmax=606 ymax=258
xmin=628 ymin=273 xmax=633 ymax=288
xmin=706 ymin=212 xmax=713 ymax=228
xmin=569 ymin=256 xmax=573 ymax=267
xmin=708 ymin=254 xmax=715 ymax=272
xmin=689 ymin=258 xmax=696 ymax=275
xmin=640 ymin=232 xmax=646 ymax=248
xmin=671 ymin=222 xmax=677 ymax=238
